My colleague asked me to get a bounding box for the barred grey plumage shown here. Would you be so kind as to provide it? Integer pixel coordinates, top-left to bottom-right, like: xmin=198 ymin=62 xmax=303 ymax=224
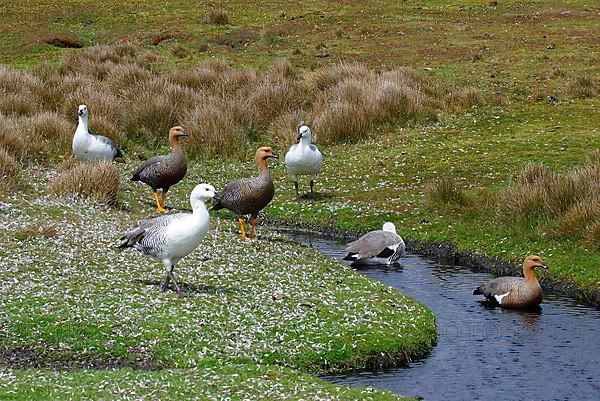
xmin=119 ymin=183 xmax=215 ymax=294
xmin=131 ymin=126 xmax=188 ymax=213
xmin=212 ymin=147 xmax=278 ymax=240
xmin=119 ymin=214 xmax=183 ymax=257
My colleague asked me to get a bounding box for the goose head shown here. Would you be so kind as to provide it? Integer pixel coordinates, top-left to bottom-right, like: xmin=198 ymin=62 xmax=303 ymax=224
xmin=382 ymin=222 xmax=397 ymax=233
xmin=297 ymin=125 xmax=312 ymax=142
xmin=168 ymin=126 xmax=189 ymax=141
xmin=523 ymin=255 xmax=547 ymax=271
xmin=255 ymin=146 xmax=279 ymax=162
xmin=190 ymin=183 xmax=216 ymax=209
xmin=78 ymin=104 xmax=88 ymax=119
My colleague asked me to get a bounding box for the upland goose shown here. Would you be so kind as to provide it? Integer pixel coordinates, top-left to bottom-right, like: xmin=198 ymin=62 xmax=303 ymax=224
xmin=473 ymin=255 xmax=546 ymax=309
xmin=284 ymin=125 xmax=323 ymax=198
xmin=131 ymin=126 xmax=188 ymax=213
xmin=72 ymin=104 xmax=124 ymax=162
xmin=343 ymin=222 xmax=406 ymax=265
xmin=212 ymin=146 xmax=278 ymax=240
xmin=119 ymin=183 xmax=215 ymax=294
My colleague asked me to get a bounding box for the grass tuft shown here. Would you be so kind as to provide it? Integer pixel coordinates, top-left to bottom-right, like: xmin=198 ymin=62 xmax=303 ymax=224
xmin=425 ymin=176 xmax=469 ymax=207
xmin=567 ymin=76 xmax=598 ymax=99
xmin=0 ymin=147 xmax=21 ymax=194
xmin=207 ymin=9 xmax=230 ymax=25
xmin=41 ymin=34 xmax=83 ymax=49
xmin=48 ymin=161 xmax=121 ymax=205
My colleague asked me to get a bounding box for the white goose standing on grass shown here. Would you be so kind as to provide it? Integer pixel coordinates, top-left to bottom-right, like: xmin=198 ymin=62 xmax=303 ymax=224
xmin=72 ymin=104 xmax=124 ymax=162
xmin=343 ymin=222 xmax=406 ymax=266
xmin=118 ymin=183 xmax=215 ymax=294
xmin=284 ymin=124 xmax=323 ymax=198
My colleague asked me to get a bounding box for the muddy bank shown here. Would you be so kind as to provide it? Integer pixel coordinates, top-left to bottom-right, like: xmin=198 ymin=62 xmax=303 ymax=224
xmin=266 ymin=217 xmax=600 ymax=308
xmin=0 ymin=347 xmax=159 ymax=371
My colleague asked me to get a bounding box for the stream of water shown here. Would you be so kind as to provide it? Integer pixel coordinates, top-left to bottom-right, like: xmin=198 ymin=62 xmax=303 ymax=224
xmin=284 ymin=231 xmax=600 ymax=401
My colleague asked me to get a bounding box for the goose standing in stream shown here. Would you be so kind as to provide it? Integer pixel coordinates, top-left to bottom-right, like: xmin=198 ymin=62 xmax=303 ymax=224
xmin=212 ymin=146 xmax=278 ymax=240
xmin=473 ymin=255 xmax=546 ymax=309
xmin=72 ymin=104 xmax=124 ymax=162
xmin=119 ymin=183 xmax=215 ymax=295
xmin=130 ymin=126 xmax=188 ymax=213
xmin=284 ymin=124 xmax=323 ymax=198
xmin=343 ymin=222 xmax=406 ymax=266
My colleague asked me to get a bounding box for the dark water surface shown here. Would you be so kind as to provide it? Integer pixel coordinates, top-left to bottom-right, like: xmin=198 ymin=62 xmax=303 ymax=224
xmin=284 ymin=231 xmax=600 ymax=401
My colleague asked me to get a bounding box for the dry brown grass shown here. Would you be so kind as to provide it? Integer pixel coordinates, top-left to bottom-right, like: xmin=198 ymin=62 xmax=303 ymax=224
xmin=567 ymin=76 xmax=598 ymax=99
xmin=425 ymin=176 xmax=469 ymax=207
xmin=207 ymin=9 xmax=230 ymax=25
xmin=0 ymin=114 xmax=26 ymax=158
xmin=183 ymin=96 xmax=248 ymax=158
xmin=0 ymin=147 xmax=21 ymax=194
xmin=497 ymin=156 xmax=600 ymax=244
xmin=22 ymin=112 xmax=72 ymax=162
xmin=0 ymin=50 xmax=482 ymax=163
xmin=48 ymin=161 xmax=121 ymax=205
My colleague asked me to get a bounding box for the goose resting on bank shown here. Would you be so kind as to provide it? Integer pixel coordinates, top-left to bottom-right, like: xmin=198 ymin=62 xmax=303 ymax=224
xmin=119 ymin=183 xmax=215 ymax=294
xmin=284 ymin=125 xmax=323 ymax=198
xmin=72 ymin=104 xmax=124 ymax=162
xmin=343 ymin=222 xmax=406 ymax=265
xmin=212 ymin=146 xmax=278 ymax=240
xmin=131 ymin=126 xmax=188 ymax=213
xmin=473 ymin=255 xmax=546 ymax=309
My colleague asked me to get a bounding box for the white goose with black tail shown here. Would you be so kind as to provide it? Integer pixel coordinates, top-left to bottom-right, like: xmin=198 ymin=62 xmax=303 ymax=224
xmin=343 ymin=222 xmax=405 ymax=266
xmin=284 ymin=124 xmax=323 ymax=198
xmin=72 ymin=104 xmax=124 ymax=162
xmin=119 ymin=183 xmax=215 ymax=294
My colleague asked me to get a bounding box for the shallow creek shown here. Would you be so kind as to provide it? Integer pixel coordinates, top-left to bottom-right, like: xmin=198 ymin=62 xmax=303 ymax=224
xmin=283 ymin=231 xmax=600 ymax=401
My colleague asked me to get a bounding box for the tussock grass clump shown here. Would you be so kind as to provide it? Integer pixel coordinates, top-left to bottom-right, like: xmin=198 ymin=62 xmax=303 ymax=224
xmin=0 ymin=93 xmax=38 ymax=116
xmin=0 ymin=114 xmax=26 ymax=158
xmin=567 ymin=76 xmax=598 ymax=99
xmin=184 ymin=97 xmax=248 ymax=158
xmin=48 ymin=161 xmax=121 ymax=205
xmin=0 ymin=147 xmax=21 ymax=194
xmin=23 ymin=112 xmax=72 ymax=161
xmin=497 ymin=156 xmax=600 ymax=240
xmin=425 ymin=176 xmax=469 ymax=207
xmin=207 ymin=9 xmax=230 ymax=25
xmin=0 ymin=50 xmax=482 ymax=161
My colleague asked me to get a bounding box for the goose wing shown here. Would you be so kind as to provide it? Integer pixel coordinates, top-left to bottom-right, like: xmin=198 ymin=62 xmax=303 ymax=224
xmin=345 ymin=230 xmax=402 ymax=259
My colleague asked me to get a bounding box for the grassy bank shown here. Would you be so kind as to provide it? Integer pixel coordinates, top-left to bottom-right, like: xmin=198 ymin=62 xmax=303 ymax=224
xmin=0 ymin=168 xmax=435 ymax=400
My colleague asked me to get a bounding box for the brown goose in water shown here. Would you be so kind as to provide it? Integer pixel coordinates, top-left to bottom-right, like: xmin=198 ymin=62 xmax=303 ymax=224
xmin=212 ymin=147 xmax=278 ymax=240
xmin=131 ymin=126 xmax=188 ymax=213
xmin=473 ymin=255 xmax=547 ymax=309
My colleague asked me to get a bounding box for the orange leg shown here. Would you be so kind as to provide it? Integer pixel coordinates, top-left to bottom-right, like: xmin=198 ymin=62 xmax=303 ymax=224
xmin=238 ymin=217 xmax=247 ymax=240
xmin=249 ymin=217 xmax=257 ymax=239
xmin=153 ymin=192 xmax=167 ymax=213
xmin=160 ymin=192 xmax=167 ymax=209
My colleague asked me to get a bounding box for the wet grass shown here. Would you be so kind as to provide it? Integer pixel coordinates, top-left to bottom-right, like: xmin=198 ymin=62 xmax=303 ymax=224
xmin=0 ymin=168 xmax=434 ymax=400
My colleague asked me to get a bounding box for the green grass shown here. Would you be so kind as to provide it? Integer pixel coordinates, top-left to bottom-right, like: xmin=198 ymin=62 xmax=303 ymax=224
xmin=0 ymin=168 xmax=435 ymax=400
xmin=0 ymin=365 xmax=410 ymax=401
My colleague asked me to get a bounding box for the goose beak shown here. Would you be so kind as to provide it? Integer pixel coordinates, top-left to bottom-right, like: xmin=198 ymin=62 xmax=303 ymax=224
xmin=271 ymin=152 xmax=279 ymax=159
xmin=296 ymin=132 xmax=302 ymax=140
xmin=180 ymin=132 xmax=189 ymax=137
xmin=536 ymin=263 xmax=547 ymax=270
